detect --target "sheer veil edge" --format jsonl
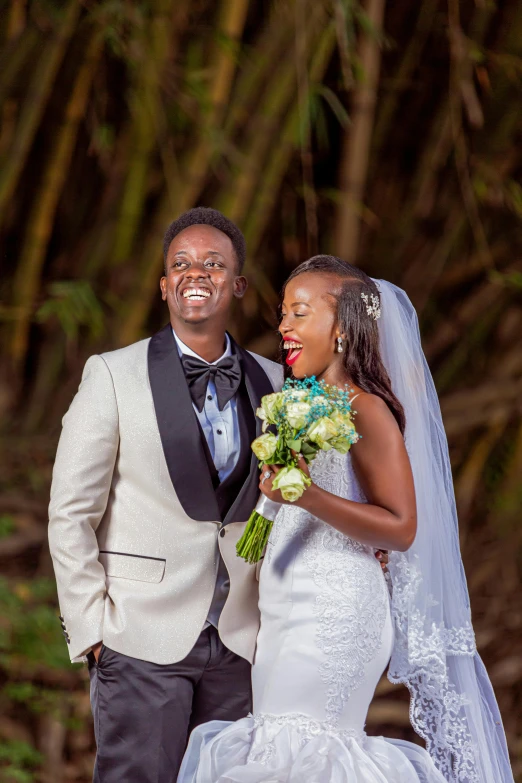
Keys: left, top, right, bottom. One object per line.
{"left": 374, "top": 280, "right": 513, "bottom": 783}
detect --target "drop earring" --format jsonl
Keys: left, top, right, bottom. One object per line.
{"left": 336, "top": 337, "right": 343, "bottom": 353}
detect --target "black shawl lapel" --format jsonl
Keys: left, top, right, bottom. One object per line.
{"left": 223, "top": 336, "right": 276, "bottom": 525}
{"left": 148, "top": 324, "right": 220, "bottom": 521}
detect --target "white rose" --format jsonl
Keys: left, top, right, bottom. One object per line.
{"left": 285, "top": 401, "right": 311, "bottom": 430}
{"left": 260, "top": 392, "right": 284, "bottom": 423}
{"left": 272, "top": 466, "right": 311, "bottom": 502}
{"left": 251, "top": 433, "right": 278, "bottom": 462}
{"left": 307, "top": 416, "right": 338, "bottom": 449}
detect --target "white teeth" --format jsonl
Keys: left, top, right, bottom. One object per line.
{"left": 283, "top": 341, "right": 303, "bottom": 350}
{"left": 183, "top": 288, "right": 211, "bottom": 300}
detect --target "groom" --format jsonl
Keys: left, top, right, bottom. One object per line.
{"left": 48, "top": 207, "right": 283, "bottom": 782}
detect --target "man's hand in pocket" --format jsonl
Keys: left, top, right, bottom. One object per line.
{"left": 92, "top": 641, "right": 103, "bottom": 662}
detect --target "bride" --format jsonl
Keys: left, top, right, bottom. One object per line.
{"left": 178, "top": 256, "right": 513, "bottom": 783}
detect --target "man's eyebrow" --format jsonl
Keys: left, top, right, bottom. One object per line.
{"left": 173, "top": 250, "right": 224, "bottom": 258}
{"left": 290, "top": 301, "right": 312, "bottom": 307}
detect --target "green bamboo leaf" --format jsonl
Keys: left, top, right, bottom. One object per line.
{"left": 315, "top": 84, "right": 351, "bottom": 128}
{"left": 36, "top": 281, "right": 105, "bottom": 340}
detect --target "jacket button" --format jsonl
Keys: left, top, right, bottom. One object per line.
{"left": 219, "top": 528, "right": 226, "bottom": 537}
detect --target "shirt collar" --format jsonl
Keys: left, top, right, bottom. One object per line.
{"left": 172, "top": 328, "right": 232, "bottom": 365}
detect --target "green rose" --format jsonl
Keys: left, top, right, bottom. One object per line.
{"left": 340, "top": 414, "right": 357, "bottom": 438}
{"left": 307, "top": 416, "right": 338, "bottom": 450}
{"left": 272, "top": 466, "right": 311, "bottom": 502}
{"left": 251, "top": 433, "right": 278, "bottom": 462}
{"left": 330, "top": 436, "right": 352, "bottom": 454}
{"left": 330, "top": 410, "right": 358, "bottom": 441}
{"left": 285, "top": 401, "right": 311, "bottom": 430}
{"left": 259, "top": 392, "right": 284, "bottom": 424}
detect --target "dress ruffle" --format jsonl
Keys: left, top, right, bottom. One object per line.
{"left": 177, "top": 714, "right": 447, "bottom": 783}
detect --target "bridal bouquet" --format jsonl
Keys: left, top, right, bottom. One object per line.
{"left": 236, "top": 377, "right": 360, "bottom": 563}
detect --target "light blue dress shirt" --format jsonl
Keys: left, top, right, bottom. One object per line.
{"left": 172, "top": 329, "right": 240, "bottom": 630}
{"left": 172, "top": 331, "right": 240, "bottom": 482}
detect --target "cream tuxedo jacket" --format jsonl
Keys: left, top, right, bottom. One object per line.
{"left": 48, "top": 325, "right": 283, "bottom": 665}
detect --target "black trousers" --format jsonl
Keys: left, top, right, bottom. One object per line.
{"left": 88, "top": 625, "right": 252, "bottom": 782}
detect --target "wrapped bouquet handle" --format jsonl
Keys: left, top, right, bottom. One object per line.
{"left": 236, "top": 495, "right": 281, "bottom": 564}
{"left": 236, "top": 377, "right": 359, "bottom": 564}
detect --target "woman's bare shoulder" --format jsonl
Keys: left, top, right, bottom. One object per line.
{"left": 350, "top": 392, "right": 401, "bottom": 439}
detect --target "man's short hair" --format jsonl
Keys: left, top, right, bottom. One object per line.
{"left": 163, "top": 207, "right": 246, "bottom": 273}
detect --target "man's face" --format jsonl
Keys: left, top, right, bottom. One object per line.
{"left": 160, "top": 224, "right": 247, "bottom": 327}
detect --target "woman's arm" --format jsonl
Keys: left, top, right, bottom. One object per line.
{"left": 260, "top": 393, "right": 417, "bottom": 552}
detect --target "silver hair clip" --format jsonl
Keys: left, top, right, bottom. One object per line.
{"left": 360, "top": 292, "right": 381, "bottom": 320}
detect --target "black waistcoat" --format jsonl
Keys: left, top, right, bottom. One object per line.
{"left": 195, "top": 378, "right": 256, "bottom": 521}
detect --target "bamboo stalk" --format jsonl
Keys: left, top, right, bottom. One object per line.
{"left": 116, "top": 0, "right": 253, "bottom": 346}
{"left": 295, "top": 0, "right": 318, "bottom": 255}
{"left": 372, "top": 0, "right": 438, "bottom": 156}
{"left": 335, "top": 0, "right": 386, "bottom": 262}
{"left": 112, "top": 0, "right": 175, "bottom": 266}
{"left": 244, "top": 22, "right": 337, "bottom": 262}
{"left": 488, "top": 422, "right": 522, "bottom": 535}
{"left": 10, "top": 33, "right": 103, "bottom": 367}
{"left": 219, "top": 1, "right": 327, "bottom": 225}
{"left": 217, "top": 53, "right": 297, "bottom": 223}
{"left": 222, "top": 5, "right": 294, "bottom": 143}
{"left": 210, "top": 0, "right": 251, "bottom": 126}
{"left": 176, "top": 0, "right": 251, "bottom": 214}
{"left": 447, "top": 0, "right": 493, "bottom": 269}
{"left": 7, "top": 0, "right": 27, "bottom": 40}
{"left": 455, "top": 416, "right": 508, "bottom": 537}
{"left": 0, "top": 0, "right": 80, "bottom": 220}
{"left": 237, "top": 22, "right": 336, "bottom": 322}
{"left": 424, "top": 262, "right": 519, "bottom": 362}
{"left": 83, "top": 124, "right": 133, "bottom": 277}
{"left": 0, "top": 25, "right": 38, "bottom": 106}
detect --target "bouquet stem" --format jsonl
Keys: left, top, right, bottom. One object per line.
{"left": 236, "top": 496, "right": 281, "bottom": 564}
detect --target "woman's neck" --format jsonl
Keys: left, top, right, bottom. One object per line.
{"left": 318, "top": 363, "right": 351, "bottom": 388}
{"left": 318, "top": 365, "right": 364, "bottom": 397}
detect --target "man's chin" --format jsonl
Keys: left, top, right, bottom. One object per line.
{"left": 173, "top": 306, "right": 214, "bottom": 326}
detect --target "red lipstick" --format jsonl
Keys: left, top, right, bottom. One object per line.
{"left": 285, "top": 348, "right": 303, "bottom": 366}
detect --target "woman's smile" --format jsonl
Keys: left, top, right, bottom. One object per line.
{"left": 283, "top": 337, "right": 303, "bottom": 366}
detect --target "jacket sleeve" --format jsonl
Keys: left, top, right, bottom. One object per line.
{"left": 48, "top": 355, "right": 119, "bottom": 662}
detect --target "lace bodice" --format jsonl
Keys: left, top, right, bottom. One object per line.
{"left": 262, "top": 448, "right": 390, "bottom": 731}
{"left": 267, "top": 448, "right": 368, "bottom": 561}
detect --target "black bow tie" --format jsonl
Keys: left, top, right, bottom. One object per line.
{"left": 181, "top": 353, "right": 242, "bottom": 412}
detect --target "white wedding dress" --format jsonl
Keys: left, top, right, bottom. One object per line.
{"left": 178, "top": 449, "right": 446, "bottom": 783}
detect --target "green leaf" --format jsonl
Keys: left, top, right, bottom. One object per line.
{"left": 0, "top": 515, "right": 15, "bottom": 538}
{"left": 36, "top": 281, "right": 104, "bottom": 341}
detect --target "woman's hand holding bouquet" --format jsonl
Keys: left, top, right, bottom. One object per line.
{"left": 236, "top": 377, "right": 359, "bottom": 563}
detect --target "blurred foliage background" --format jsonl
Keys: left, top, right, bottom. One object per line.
{"left": 0, "top": 0, "right": 521, "bottom": 780}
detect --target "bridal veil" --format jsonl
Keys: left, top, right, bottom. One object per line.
{"left": 374, "top": 280, "right": 513, "bottom": 783}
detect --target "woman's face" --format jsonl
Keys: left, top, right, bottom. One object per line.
{"left": 279, "top": 272, "right": 344, "bottom": 381}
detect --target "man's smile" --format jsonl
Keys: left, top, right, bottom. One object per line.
{"left": 177, "top": 283, "right": 214, "bottom": 306}
{"left": 182, "top": 288, "right": 211, "bottom": 301}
